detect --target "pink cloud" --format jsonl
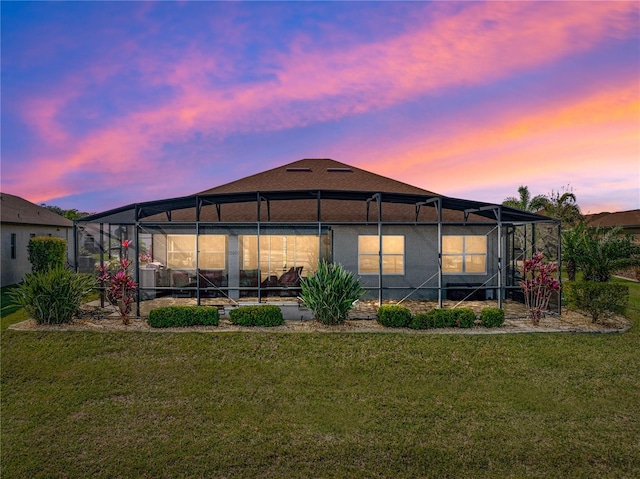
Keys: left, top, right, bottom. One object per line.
{"left": 352, "top": 76, "right": 639, "bottom": 211}
{"left": 41, "top": 0, "right": 637, "bottom": 141}
{"left": 6, "top": 1, "right": 639, "bottom": 208}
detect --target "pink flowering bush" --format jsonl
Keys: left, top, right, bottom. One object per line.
{"left": 98, "top": 239, "right": 137, "bottom": 324}
{"left": 519, "top": 252, "right": 561, "bottom": 325}
{"left": 139, "top": 247, "right": 153, "bottom": 264}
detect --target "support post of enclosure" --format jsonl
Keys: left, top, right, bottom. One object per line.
{"left": 437, "top": 199, "right": 443, "bottom": 308}
{"left": 196, "top": 220, "right": 201, "bottom": 306}
{"left": 497, "top": 208, "right": 504, "bottom": 309}
{"left": 135, "top": 214, "right": 141, "bottom": 317}
{"left": 377, "top": 193, "right": 383, "bottom": 307}
{"left": 99, "top": 223, "right": 105, "bottom": 309}
{"left": 257, "top": 193, "right": 262, "bottom": 303}
{"left": 317, "top": 191, "right": 322, "bottom": 265}
{"left": 557, "top": 221, "right": 562, "bottom": 316}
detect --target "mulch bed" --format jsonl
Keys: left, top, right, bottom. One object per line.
{"left": 8, "top": 301, "right": 631, "bottom": 334}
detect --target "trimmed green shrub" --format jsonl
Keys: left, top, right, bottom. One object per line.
{"left": 228, "top": 305, "right": 284, "bottom": 327}
{"left": 480, "top": 307, "right": 504, "bottom": 328}
{"left": 452, "top": 307, "right": 477, "bottom": 328}
{"left": 410, "top": 311, "right": 434, "bottom": 329}
{"left": 299, "top": 260, "right": 364, "bottom": 324}
{"left": 8, "top": 267, "right": 96, "bottom": 324}
{"left": 376, "top": 305, "right": 412, "bottom": 328}
{"left": 27, "top": 237, "right": 66, "bottom": 273}
{"left": 564, "top": 281, "right": 629, "bottom": 322}
{"left": 410, "top": 309, "right": 455, "bottom": 329}
{"left": 148, "top": 306, "right": 219, "bottom": 328}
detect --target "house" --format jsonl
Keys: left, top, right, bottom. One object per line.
{"left": 75, "top": 159, "right": 558, "bottom": 311}
{"left": 585, "top": 210, "right": 640, "bottom": 240}
{"left": 1, "top": 193, "right": 74, "bottom": 287}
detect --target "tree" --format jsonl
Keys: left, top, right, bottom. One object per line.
{"left": 561, "top": 222, "right": 586, "bottom": 281}
{"left": 41, "top": 204, "right": 92, "bottom": 220}
{"left": 563, "top": 223, "right": 640, "bottom": 282}
{"left": 578, "top": 226, "right": 640, "bottom": 282}
{"left": 503, "top": 186, "right": 555, "bottom": 260}
{"left": 537, "top": 186, "right": 583, "bottom": 228}
{"left": 502, "top": 185, "right": 548, "bottom": 212}
{"left": 503, "top": 185, "right": 583, "bottom": 228}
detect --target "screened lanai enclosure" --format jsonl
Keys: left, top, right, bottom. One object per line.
{"left": 75, "top": 183, "right": 560, "bottom": 317}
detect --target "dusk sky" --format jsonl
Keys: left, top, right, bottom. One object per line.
{"left": 2, "top": 1, "right": 639, "bottom": 215}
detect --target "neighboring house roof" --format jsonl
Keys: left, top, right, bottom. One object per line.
{"left": 1, "top": 193, "right": 73, "bottom": 228}
{"left": 199, "top": 158, "right": 438, "bottom": 196}
{"left": 584, "top": 209, "right": 640, "bottom": 229}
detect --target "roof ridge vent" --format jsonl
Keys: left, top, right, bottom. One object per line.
{"left": 327, "top": 167, "right": 353, "bottom": 173}
{"left": 286, "top": 167, "right": 312, "bottom": 172}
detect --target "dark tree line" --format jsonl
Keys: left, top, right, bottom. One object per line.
{"left": 40, "top": 204, "right": 93, "bottom": 221}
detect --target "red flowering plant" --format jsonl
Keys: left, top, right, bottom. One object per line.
{"left": 519, "top": 252, "right": 561, "bottom": 325}
{"left": 98, "top": 239, "right": 137, "bottom": 324}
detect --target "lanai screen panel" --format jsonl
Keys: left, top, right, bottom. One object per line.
{"left": 239, "top": 227, "right": 329, "bottom": 282}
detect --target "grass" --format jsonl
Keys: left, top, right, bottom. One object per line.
{"left": 1, "top": 281, "right": 639, "bottom": 478}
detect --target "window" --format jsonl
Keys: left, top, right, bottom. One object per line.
{"left": 358, "top": 235, "right": 404, "bottom": 275}
{"left": 199, "top": 235, "right": 226, "bottom": 270}
{"left": 10, "top": 234, "right": 16, "bottom": 259}
{"left": 442, "top": 235, "right": 487, "bottom": 274}
{"left": 167, "top": 235, "right": 226, "bottom": 269}
{"left": 167, "top": 235, "right": 195, "bottom": 269}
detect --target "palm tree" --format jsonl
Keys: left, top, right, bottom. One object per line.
{"left": 537, "top": 186, "right": 583, "bottom": 228}
{"left": 502, "top": 185, "right": 548, "bottom": 212}
{"left": 503, "top": 186, "right": 552, "bottom": 259}
{"left": 579, "top": 226, "right": 640, "bottom": 282}
{"left": 561, "top": 222, "right": 586, "bottom": 281}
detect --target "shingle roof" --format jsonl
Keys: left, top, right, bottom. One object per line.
{"left": 585, "top": 210, "right": 640, "bottom": 229}
{"left": 79, "top": 159, "right": 553, "bottom": 225}
{"left": 0, "top": 193, "right": 73, "bottom": 227}
{"left": 198, "top": 158, "right": 438, "bottom": 196}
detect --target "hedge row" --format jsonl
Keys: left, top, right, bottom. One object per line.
{"left": 229, "top": 304, "right": 284, "bottom": 327}
{"left": 148, "top": 306, "right": 220, "bottom": 328}
{"left": 376, "top": 304, "right": 504, "bottom": 329}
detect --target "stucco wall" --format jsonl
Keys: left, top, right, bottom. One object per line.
{"left": 1, "top": 224, "right": 74, "bottom": 287}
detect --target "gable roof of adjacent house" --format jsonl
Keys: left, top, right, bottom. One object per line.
{"left": 0, "top": 193, "right": 73, "bottom": 228}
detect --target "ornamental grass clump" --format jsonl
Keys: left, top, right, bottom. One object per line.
{"left": 519, "top": 252, "right": 561, "bottom": 325}
{"left": 8, "top": 267, "right": 96, "bottom": 325}
{"left": 299, "top": 260, "right": 364, "bottom": 325}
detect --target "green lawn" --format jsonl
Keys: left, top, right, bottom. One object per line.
{"left": 2, "top": 282, "right": 639, "bottom": 478}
